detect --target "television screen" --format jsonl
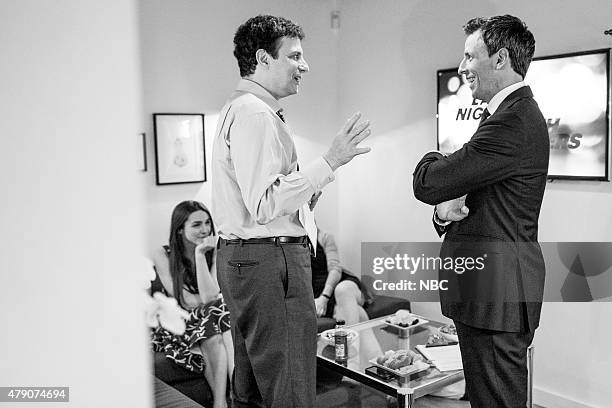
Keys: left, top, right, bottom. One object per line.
{"left": 437, "top": 48, "right": 610, "bottom": 180}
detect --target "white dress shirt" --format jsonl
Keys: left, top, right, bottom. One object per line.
{"left": 485, "top": 81, "right": 525, "bottom": 115}
{"left": 211, "top": 79, "right": 335, "bottom": 239}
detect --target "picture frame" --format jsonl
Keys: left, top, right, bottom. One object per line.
{"left": 153, "top": 113, "right": 206, "bottom": 185}
{"left": 138, "top": 132, "right": 147, "bottom": 172}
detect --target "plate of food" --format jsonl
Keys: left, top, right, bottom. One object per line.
{"left": 384, "top": 310, "right": 428, "bottom": 330}
{"left": 437, "top": 324, "right": 458, "bottom": 342}
{"left": 319, "top": 328, "right": 359, "bottom": 345}
{"left": 369, "top": 349, "right": 430, "bottom": 377}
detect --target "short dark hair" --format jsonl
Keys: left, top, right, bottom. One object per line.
{"left": 463, "top": 15, "right": 535, "bottom": 78}
{"left": 233, "top": 15, "right": 305, "bottom": 77}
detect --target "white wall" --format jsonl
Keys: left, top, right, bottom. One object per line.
{"left": 0, "top": 1, "right": 150, "bottom": 407}
{"left": 139, "top": 0, "right": 341, "bottom": 254}
{"left": 334, "top": 1, "right": 612, "bottom": 407}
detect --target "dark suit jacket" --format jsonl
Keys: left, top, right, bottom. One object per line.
{"left": 413, "top": 86, "right": 549, "bottom": 333}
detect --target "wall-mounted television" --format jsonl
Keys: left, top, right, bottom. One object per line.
{"left": 437, "top": 48, "right": 610, "bottom": 181}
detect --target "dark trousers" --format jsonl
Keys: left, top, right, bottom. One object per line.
{"left": 217, "top": 241, "right": 317, "bottom": 408}
{"left": 455, "top": 321, "right": 535, "bottom": 408}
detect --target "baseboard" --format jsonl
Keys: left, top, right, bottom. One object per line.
{"left": 534, "top": 386, "right": 600, "bottom": 408}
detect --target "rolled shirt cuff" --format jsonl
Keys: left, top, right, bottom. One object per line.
{"left": 433, "top": 208, "right": 452, "bottom": 226}
{"left": 300, "top": 156, "right": 335, "bottom": 192}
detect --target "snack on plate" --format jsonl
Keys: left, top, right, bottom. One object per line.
{"left": 385, "top": 309, "right": 420, "bottom": 327}
{"left": 376, "top": 349, "right": 423, "bottom": 370}
{"left": 439, "top": 324, "right": 457, "bottom": 336}
{"left": 437, "top": 324, "right": 458, "bottom": 342}
{"left": 426, "top": 334, "right": 450, "bottom": 347}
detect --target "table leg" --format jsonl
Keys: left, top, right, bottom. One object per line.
{"left": 397, "top": 392, "right": 414, "bottom": 408}
{"left": 527, "top": 345, "right": 534, "bottom": 408}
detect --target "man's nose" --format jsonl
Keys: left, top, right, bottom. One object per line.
{"left": 458, "top": 59, "right": 466, "bottom": 75}
{"left": 299, "top": 59, "right": 309, "bottom": 73}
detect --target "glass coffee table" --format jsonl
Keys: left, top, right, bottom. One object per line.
{"left": 316, "top": 315, "right": 464, "bottom": 408}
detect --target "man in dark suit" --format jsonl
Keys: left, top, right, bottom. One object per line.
{"left": 413, "top": 15, "right": 549, "bottom": 408}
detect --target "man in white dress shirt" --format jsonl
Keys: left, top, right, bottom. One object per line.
{"left": 211, "top": 15, "right": 371, "bottom": 408}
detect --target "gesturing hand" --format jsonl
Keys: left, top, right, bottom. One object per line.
{"left": 436, "top": 196, "right": 469, "bottom": 222}
{"left": 323, "top": 112, "right": 372, "bottom": 171}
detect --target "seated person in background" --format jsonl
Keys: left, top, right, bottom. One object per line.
{"left": 151, "top": 200, "right": 234, "bottom": 408}
{"left": 312, "top": 229, "right": 373, "bottom": 325}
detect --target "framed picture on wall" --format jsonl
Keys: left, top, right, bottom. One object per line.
{"left": 138, "top": 132, "right": 147, "bottom": 172}
{"left": 153, "top": 113, "right": 206, "bottom": 185}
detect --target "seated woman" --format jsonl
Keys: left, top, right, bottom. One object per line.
{"left": 311, "top": 229, "right": 372, "bottom": 325}
{"left": 151, "top": 200, "right": 233, "bottom": 408}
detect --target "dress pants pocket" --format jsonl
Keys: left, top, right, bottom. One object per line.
{"left": 227, "top": 260, "right": 259, "bottom": 267}
{"left": 227, "top": 260, "right": 260, "bottom": 277}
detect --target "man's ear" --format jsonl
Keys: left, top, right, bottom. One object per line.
{"left": 496, "top": 48, "right": 510, "bottom": 70}
{"left": 255, "top": 49, "right": 269, "bottom": 69}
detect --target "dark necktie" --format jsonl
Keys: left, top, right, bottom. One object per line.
{"left": 479, "top": 108, "right": 491, "bottom": 125}
{"left": 276, "top": 109, "right": 286, "bottom": 123}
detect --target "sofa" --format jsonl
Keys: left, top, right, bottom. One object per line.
{"left": 150, "top": 273, "right": 410, "bottom": 405}
{"left": 153, "top": 352, "right": 212, "bottom": 407}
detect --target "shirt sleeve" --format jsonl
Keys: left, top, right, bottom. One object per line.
{"left": 230, "top": 110, "right": 335, "bottom": 225}
{"left": 318, "top": 230, "right": 341, "bottom": 273}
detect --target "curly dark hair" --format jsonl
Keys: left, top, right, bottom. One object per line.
{"left": 463, "top": 15, "right": 535, "bottom": 78}
{"left": 233, "top": 15, "right": 305, "bottom": 77}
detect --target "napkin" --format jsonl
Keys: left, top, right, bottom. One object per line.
{"left": 416, "top": 344, "right": 463, "bottom": 372}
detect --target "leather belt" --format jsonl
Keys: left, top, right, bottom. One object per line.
{"left": 219, "top": 236, "right": 308, "bottom": 246}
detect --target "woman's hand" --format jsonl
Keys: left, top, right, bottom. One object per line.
{"left": 195, "top": 235, "right": 218, "bottom": 258}
{"left": 314, "top": 296, "right": 329, "bottom": 317}
{"left": 194, "top": 235, "right": 221, "bottom": 303}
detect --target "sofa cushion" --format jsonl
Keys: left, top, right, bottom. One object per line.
{"left": 317, "top": 317, "right": 336, "bottom": 333}
{"left": 153, "top": 352, "right": 205, "bottom": 384}
{"left": 366, "top": 295, "right": 411, "bottom": 319}
{"left": 153, "top": 352, "right": 212, "bottom": 406}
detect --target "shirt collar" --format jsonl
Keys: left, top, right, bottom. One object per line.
{"left": 235, "top": 78, "right": 282, "bottom": 113}
{"left": 486, "top": 81, "right": 525, "bottom": 114}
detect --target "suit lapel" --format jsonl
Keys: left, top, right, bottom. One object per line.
{"left": 476, "top": 86, "right": 534, "bottom": 131}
